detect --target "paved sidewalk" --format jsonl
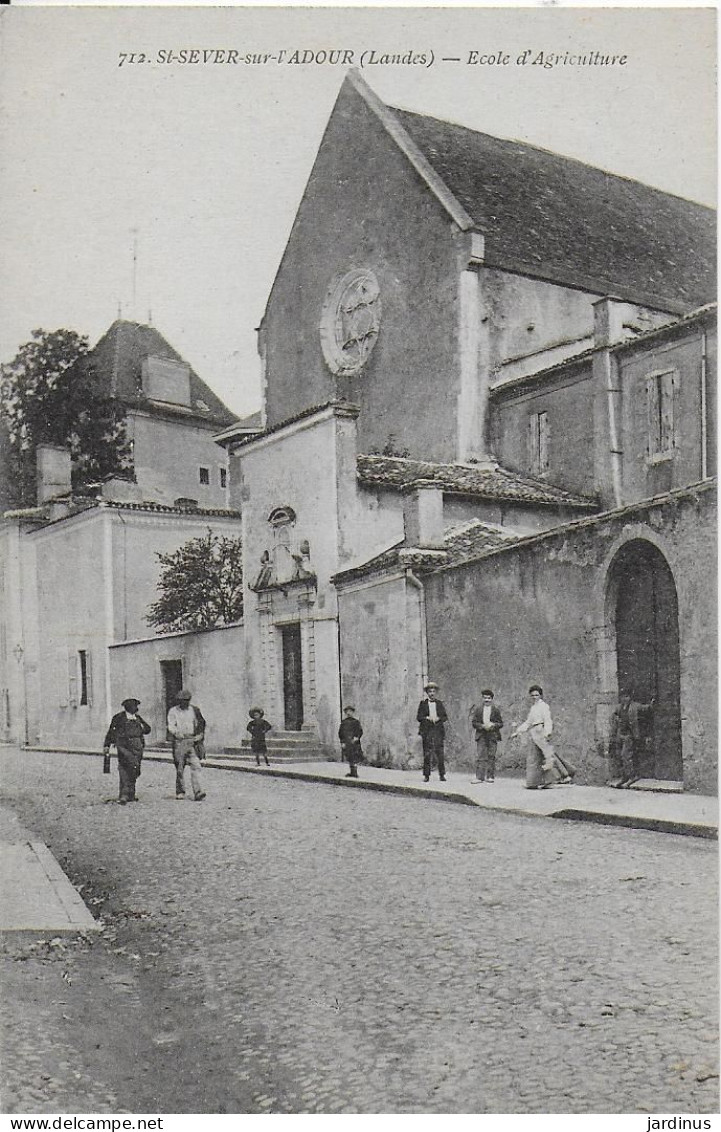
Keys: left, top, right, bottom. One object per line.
{"left": 25, "top": 744, "right": 719, "bottom": 838}
{"left": 0, "top": 802, "right": 99, "bottom": 932}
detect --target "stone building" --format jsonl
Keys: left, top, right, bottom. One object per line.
{"left": 0, "top": 321, "right": 241, "bottom": 749}
{"left": 218, "top": 72, "right": 716, "bottom": 791}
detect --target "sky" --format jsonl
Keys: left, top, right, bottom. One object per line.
{"left": 0, "top": 6, "right": 716, "bottom": 419}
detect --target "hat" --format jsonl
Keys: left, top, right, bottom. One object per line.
{"left": 122, "top": 697, "right": 141, "bottom": 710}
{"left": 343, "top": 705, "right": 356, "bottom": 713}
{"left": 176, "top": 689, "right": 192, "bottom": 702}
{"left": 249, "top": 706, "right": 264, "bottom": 717}
{"left": 424, "top": 682, "right": 439, "bottom": 692}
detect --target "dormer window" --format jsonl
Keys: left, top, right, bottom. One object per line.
{"left": 141, "top": 356, "right": 191, "bottom": 406}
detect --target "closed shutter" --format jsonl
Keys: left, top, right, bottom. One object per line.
{"left": 85, "top": 650, "right": 93, "bottom": 707}
{"left": 647, "top": 375, "right": 660, "bottom": 455}
{"left": 68, "top": 651, "right": 78, "bottom": 708}
{"left": 538, "top": 411, "right": 550, "bottom": 473}
{"left": 660, "top": 372, "right": 675, "bottom": 453}
{"left": 56, "top": 647, "right": 68, "bottom": 708}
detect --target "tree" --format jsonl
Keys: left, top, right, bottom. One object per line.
{"left": 147, "top": 530, "right": 244, "bottom": 633}
{"left": 0, "top": 328, "right": 131, "bottom": 507}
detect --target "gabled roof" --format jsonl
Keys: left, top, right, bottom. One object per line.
{"left": 357, "top": 454, "right": 598, "bottom": 510}
{"left": 332, "top": 518, "right": 520, "bottom": 585}
{"left": 86, "top": 321, "right": 236, "bottom": 427}
{"left": 342, "top": 72, "right": 715, "bottom": 313}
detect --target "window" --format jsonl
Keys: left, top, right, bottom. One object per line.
{"left": 220, "top": 467, "right": 227, "bottom": 489}
{"left": 647, "top": 370, "right": 675, "bottom": 460}
{"left": 199, "top": 467, "right": 210, "bottom": 486}
{"left": 78, "top": 650, "right": 89, "bottom": 706}
{"left": 528, "top": 410, "right": 550, "bottom": 476}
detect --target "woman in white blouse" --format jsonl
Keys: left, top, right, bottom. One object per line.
{"left": 510, "top": 685, "right": 575, "bottom": 789}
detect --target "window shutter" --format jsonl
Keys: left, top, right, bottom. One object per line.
{"left": 68, "top": 651, "right": 78, "bottom": 708}
{"left": 538, "top": 412, "right": 550, "bottom": 473}
{"left": 527, "top": 415, "right": 537, "bottom": 472}
{"left": 85, "top": 650, "right": 93, "bottom": 707}
{"left": 56, "top": 648, "right": 68, "bottom": 708}
{"left": 647, "top": 375, "right": 660, "bottom": 454}
{"left": 660, "top": 372, "right": 674, "bottom": 452}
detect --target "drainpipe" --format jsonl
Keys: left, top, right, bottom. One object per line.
{"left": 700, "top": 328, "right": 708, "bottom": 480}
{"left": 406, "top": 571, "right": 428, "bottom": 690}
{"left": 606, "top": 350, "right": 623, "bottom": 509}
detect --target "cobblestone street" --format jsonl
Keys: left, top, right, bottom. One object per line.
{"left": 1, "top": 748, "right": 718, "bottom": 1115}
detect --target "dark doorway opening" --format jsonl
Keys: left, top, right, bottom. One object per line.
{"left": 281, "top": 624, "right": 303, "bottom": 731}
{"left": 611, "top": 540, "right": 682, "bottom": 781}
{"left": 160, "top": 659, "right": 183, "bottom": 740}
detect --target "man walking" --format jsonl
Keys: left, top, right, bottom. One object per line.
{"left": 103, "top": 697, "right": 151, "bottom": 805}
{"left": 417, "top": 681, "right": 448, "bottom": 783}
{"left": 471, "top": 689, "right": 503, "bottom": 783}
{"left": 168, "top": 689, "right": 206, "bottom": 801}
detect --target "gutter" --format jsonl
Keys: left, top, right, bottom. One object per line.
{"left": 406, "top": 571, "right": 428, "bottom": 690}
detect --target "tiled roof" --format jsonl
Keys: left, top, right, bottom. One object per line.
{"left": 86, "top": 321, "right": 236, "bottom": 427}
{"left": 392, "top": 107, "right": 716, "bottom": 311}
{"left": 333, "top": 519, "right": 520, "bottom": 585}
{"left": 102, "top": 500, "right": 241, "bottom": 518}
{"left": 219, "top": 400, "right": 360, "bottom": 448}
{"left": 357, "top": 454, "right": 597, "bottom": 510}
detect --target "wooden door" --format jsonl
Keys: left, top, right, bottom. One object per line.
{"left": 281, "top": 624, "right": 303, "bottom": 731}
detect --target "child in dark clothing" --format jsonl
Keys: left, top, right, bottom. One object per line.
{"left": 247, "top": 707, "right": 272, "bottom": 765}
{"left": 338, "top": 706, "right": 363, "bottom": 778}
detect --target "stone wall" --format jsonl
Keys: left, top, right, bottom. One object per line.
{"left": 108, "top": 623, "right": 248, "bottom": 750}
{"left": 423, "top": 484, "right": 717, "bottom": 792}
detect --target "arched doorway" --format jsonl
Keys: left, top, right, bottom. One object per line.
{"left": 607, "top": 539, "right": 682, "bottom": 782}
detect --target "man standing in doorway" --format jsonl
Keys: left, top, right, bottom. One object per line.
{"left": 168, "top": 689, "right": 207, "bottom": 801}
{"left": 417, "top": 682, "right": 448, "bottom": 783}
{"left": 607, "top": 693, "right": 655, "bottom": 787}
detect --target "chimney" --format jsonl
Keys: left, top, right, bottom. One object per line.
{"left": 36, "top": 445, "right": 72, "bottom": 504}
{"left": 402, "top": 481, "right": 445, "bottom": 548}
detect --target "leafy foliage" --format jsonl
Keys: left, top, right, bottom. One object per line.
{"left": 0, "top": 328, "right": 131, "bottom": 507}
{"left": 147, "top": 530, "right": 244, "bottom": 633}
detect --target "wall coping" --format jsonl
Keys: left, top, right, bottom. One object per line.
{"left": 109, "top": 620, "right": 244, "bottom": 649}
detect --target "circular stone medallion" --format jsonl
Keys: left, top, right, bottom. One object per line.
{"left": 320, "top": 268, "right": 381, "bottom": 376}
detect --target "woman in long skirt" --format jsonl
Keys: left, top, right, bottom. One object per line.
{"left": 510, "top": 685, "right": 575, "bottom": 789}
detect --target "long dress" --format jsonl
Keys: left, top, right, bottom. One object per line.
{"left": 515, "top": 700, "right": 574, "bottom": 789}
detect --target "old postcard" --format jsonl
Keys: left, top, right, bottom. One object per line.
{"left": 0, "top": 5, "right": 717, "bottom": 1123}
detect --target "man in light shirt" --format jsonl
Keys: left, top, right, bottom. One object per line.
{"left": 416, "top": 681, "right": 449, "bottom": 783}
{"left": 167, "top": 689, "right": 206, "bottom": 801}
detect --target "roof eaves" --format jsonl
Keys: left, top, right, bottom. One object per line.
{"left": 429, "top": 478, "right": 716, "bottom": 576}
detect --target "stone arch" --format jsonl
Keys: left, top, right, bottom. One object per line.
{"left": 598, "top": 534, "right": 682, "bottom": 782}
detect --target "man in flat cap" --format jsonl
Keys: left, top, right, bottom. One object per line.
{"left": 417, "top": 682, "right": 449, "bottom": 783}
{"left": 103, "top": 697, "right": 151, "bottom": 805}
{"left": 167, "top": 689, "right": 207, "bottom": 801}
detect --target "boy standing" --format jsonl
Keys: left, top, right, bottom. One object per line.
{"left": 247, "top": 708, "right": 272, "bottom": 766}
{"left": 338, "top": 706, "right": 363, "bottom": 778}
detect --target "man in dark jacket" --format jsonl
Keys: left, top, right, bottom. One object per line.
{"left": 417, "top": 682, "right": 448, "bottom": 783}
{"left": 103, "top": 697, "right": 151, "bottom": 804}
{"left": 471, "top": 689, "right": 504, "bottom": 783}
{"left": 338, "top": 706, "right": 363, "bottom": 778}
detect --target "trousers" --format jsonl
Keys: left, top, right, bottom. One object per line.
{"left": 475, "top": 733, "right": 498, "bottom": 780}
{"left": 422, "top": 731, "right": 445, "bottom": 779}
{"left": 173, "top": 737, "right": 204, "bottom": 797}
{"left": 117, "top": 747, "right": 142, "bottom": 801}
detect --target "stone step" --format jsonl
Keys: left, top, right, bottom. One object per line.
{"left": 238, "top": 733, "right": 320, "bottom": 749}
{"left": 210, "top": 749, "right": 326, "bottom": 764}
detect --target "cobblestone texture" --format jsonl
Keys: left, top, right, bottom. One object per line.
{"left": 0, "top": 749, "right": 718, "bottom": 1114}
